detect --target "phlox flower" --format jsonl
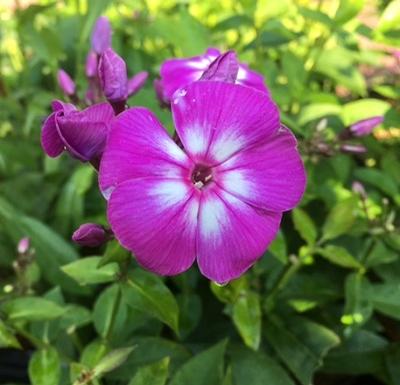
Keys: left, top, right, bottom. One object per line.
{"left": 100, "top": 81, "right": 306, "bottom": 283}
{"left": 41, "top": 101, "right": 114, "bottom": 163}
{"left": 156, "top": 48, "right": 269, "bottom": 105}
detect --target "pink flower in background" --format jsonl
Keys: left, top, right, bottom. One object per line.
{"left": 156, "top": 47, "right": 269, "bottom": 105}
{"left": 41, "top": 101, "right": 114, "bottom": 162}
{"left": 57, "top": 69, "right": 76, "bottom": 96}
{"left": 350, "top": 116, "right": 384, "bottom": 137}
{"left": 100, "top": 81, "right": 305, "bottom": 283}
{"left": 91, "top": 16, "right": 112, "bottom": 55}
{"left": 17, "top": 237, "right": 30, "bottom": 254}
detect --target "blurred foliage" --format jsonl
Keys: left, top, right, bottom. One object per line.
{"left": 0, "top": 0, "right": 399, "bottom": 384}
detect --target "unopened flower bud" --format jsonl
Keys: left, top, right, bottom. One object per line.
{"left": 57, "top": 69, "right": 75, "bottom": 96}
{"left": 127, "top": 71, "right": 148, "bottom": 97}
{"left": 86, "top": 51, "right": 98, "bottom": 78}
{"left": 352, "top": 181, "right": 367, "bottom": 199}
{"left": 98, "top": 48, "right": 128, "bottom": 113}
{"left": 72, "top": 223, "right": 111, "bottom": 247}
{"left": 17, "top": 237, "right": 30, "bottom": 254}
{"left": 91, "top": 16, "right": 111, "bottom": 55}
{"left": 340, "top": 144, "right": 367, "bottom": 154}
{"left": 350, "top": 116, "right": 384, "bottom": 137}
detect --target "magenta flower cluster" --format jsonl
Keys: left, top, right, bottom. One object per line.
{"left": 41, "top": 17, "right": 308, "bottom": 283}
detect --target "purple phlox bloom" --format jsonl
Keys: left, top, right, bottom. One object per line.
{"left": 86, "top": 50, "right": 98, "bottom": 78}
{"left": 91, "top": 16, "right": 112, "bottom": 55}
{"left": 41, "top": 100, "right": 114, "bottom": 162}
{"left": 99, "top": 81, "right": 306, "bottom": 284}
{"left": 57, "top": 69, "right": 75, "bottom": 96}
{"left": 156, "top": 47, "right": 269, "bottom": 105}
{"left": 350, "top": 116, "right": 384, "bottom": 137}
{"left": 200, "top": 51, "right": 239, "bottom": 83}
{"left": 17, "top": 237, "right": 30, "bottom": 254}
{"left": 98, "top": 48, "right": 147, "bottom": 113}
{"left": 72, "top": 223, "right": 111, "bottom": 247}
{"left": 340, "top": 144, "right": 367, "bottom": 154}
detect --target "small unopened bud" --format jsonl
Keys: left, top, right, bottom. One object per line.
{"left": 86, "top": 51, "right": 98, "bottom": 78}
{"left": 91, "top": 16, "right": 112, "bottom": 55}
{"left": 340, "top": 144, "right": 367, "bottom": 154}
{"left": 57, "top": 69, "right": 75, "bottom": 96}
{"left": 352, "top": 181, "right": 367, "bottom": 199}
{"left": 98, "top": 48, "right": 128, "bottom": 113}
{"left": 17, "top": 237, "right": 30, "bottom": 254}
{"left": 72, "top": 223, "right": 111, "bottom": 247}
{"left": 350, "top": 116, "right": 384, "bottom": 137}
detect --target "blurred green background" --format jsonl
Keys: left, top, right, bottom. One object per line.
{"left": 0, "top": 1, "right": 399, "bottom": 385}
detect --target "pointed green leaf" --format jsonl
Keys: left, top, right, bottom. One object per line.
{"left": 94, "top": 346, "right": 136, "bottom": 377}
{"left": 28, "top": 347, "right": 61, "bottom": 385}
{"left": 0, "top": 319, "right": 21, "bottom": 349}
{"left": 292, "top": 208, "right": 317, "bottom": 245}
{"left": 62, "top": 257, "right": 119, "bottom": 285}
{"left": 122, "top": 270, "right": 179, "bottom": 333}
{"left": 128, "top": 357, "right": 170, "bottom": 385}
{"left": 318, "top": 245, "right": 362, "bottom": 269}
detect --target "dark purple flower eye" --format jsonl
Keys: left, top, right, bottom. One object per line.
{"left": 99, "top": 81, "right": 306, "bottom": 283}
{"left": 72, "top": 223, "right": 111, "bottom": 247}
{"left": 57, "top": 69, "right": 75, "bottom": 96}
{"left": 91, "top": 16, "right": 112, "bottom": 55}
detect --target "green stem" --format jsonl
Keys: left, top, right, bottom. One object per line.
{"left": 104, "top": 285, "right": 122, "bottom": 340}
{"left": 265, "top": 256, "right": 302, "bottom": 309}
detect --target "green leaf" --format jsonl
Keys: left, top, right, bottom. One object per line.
{"left": 2, "top": 297, "right": 66, "bottom": 321}
{"left": 264, "top": 315, "right": 340, "bottom": 385}
{"left": 377, "top": 0, "right": 400, "bottom": 33}
{"left": 354, "top": 168, "right": 398, "bottom": 198}
{"left": 292, "top": 208, "right": 317, "bottom": 245}
{"left": 62, "top": 257, "right": 119, "bottom": 285}
{"left": 317, "top": 245, "right": 362, "bottom": 269}
{"left": 28, "top": 347, "right": 61, "bottom": 385}
{"left": 177, "top": 293, "right": 202, "bottom": 339}
{"left": 0, "top": 197, "right": 79, "bottom": 292}
{"left": 334, "top": 0, "right": 364, "bottom": 25}
{"left": 341, "top": 99, "right": 390, "bottom": 126}
{"left": 231, "top": 347, "right": 295, "bottom": 385}
{"left": 169, "top": 340, "right": 227, "bottom": 385}
{"left": 111, "top": 337, "right": 190, "bottom": 381}
{"left": 321, "top": 197, "right": 358, "bottom": 242}
{"left": 93, "top": 284, "right": 126, "bottom": 338}
{"left": 324, "top": 330, "right": 387, "bottom": 375}
{"left": 367, "top": 283, "right": 400, "bottom": 320}
{"left": 365, "top": 241, "right": 398, "bottom": 268}
{"left": 281, "top": 51, "right": 306, "bottom": 98}
{"left": 0, "top": 319, "right": 21, "bottom": 349}
{"left": 384, "top": 343, "right": 400, "bottom": 385}
{"left": 128, "top": 357, "right": 170, "bottom": 385}
{"left": 122, "top": 269, "right": 179, "bottom": 333}
{"left": 60, "top": 304, "right": 92, "bottom": 334}
{"left": 94, "top": 346, "right": 136, "bottom": 377}
{"left": 232, "top": 292, "right": 261, "bottom": 350}
{"left": 81, "top": 339, "right": 109, "bottom": 368}
{"left": 268, "top": 230, "right": 288, "bottom": 263}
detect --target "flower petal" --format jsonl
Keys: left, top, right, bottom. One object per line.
{"left": 216, "top": 126, "right": 306, "bottom": 212}
{"left": 159, "top": 48, "right": 220, "bottom": 102}
{"left": 99, "top": 107, "right": 193, "bottom": 198}
{"left": 108, "top": 177, "right": 199, "bottom": 275}
{"left": 57, "top": 102, "right": 114, "bottom": 162}
{"left": 172, "top": 81, "right": 279, "bottom": 165}
{"left": 41, "top": 113, "right": 64, "bottom": 157}
{"left": 237, "top": 64, "right": 269, "bottom": 94}
{"left": 197, "top": 185, "right": 282, "bottom": 284}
